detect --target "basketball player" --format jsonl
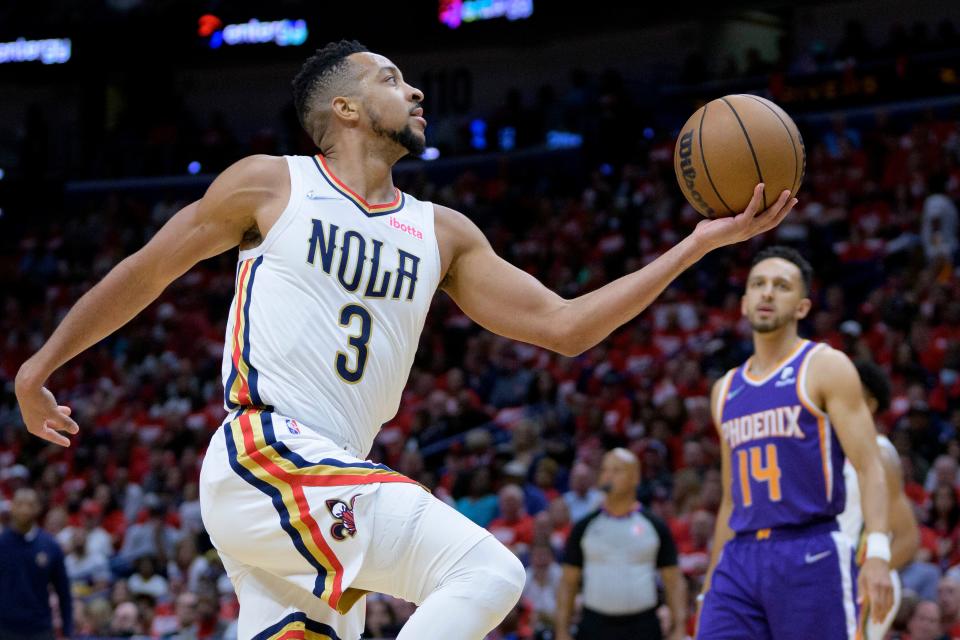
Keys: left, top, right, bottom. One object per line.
{"left": 15, "top": 40, "right": 796, "bottom": 640}
{"left": 696, "top": 246, "right": 894, "bottom": 640}
{"left": 837, "top": 360, "right": 919, "bottom": 639}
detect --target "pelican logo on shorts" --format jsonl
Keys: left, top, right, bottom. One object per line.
{"left": 326, "top": 496, "right": 359, "bottom": 540}
{"left": 285, "top": 418, "right": 301, "bottom": 435}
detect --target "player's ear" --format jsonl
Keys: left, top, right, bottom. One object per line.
{"left": 740, "top": 294, "right": 748, "bottom": 317}
{"left": 795, "top": 297, "right": 812, "bottom": 320}
{"left": 331, "top": 96, "right": 360, "bottom": 124}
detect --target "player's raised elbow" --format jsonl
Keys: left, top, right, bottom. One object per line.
{"left": 548, "top": 327, "right": 597, "bottom": 357}
{"left": 531, "top": 300, "right": 599, "bottom": 357}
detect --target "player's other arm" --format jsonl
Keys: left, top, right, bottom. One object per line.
{"left": 15, "top": 155, "right": 289, "bottom": 446}
{"left": 879, "top": 445, "right": 920, "bottom": 569}
{"left": 437, "top": 185, "right": 796, "bottom": 357}
{"left": 809, "top": 348, "right": 892, "bottom": 622}
{"left": 700, "top": 377, "right": 734, "bottom": 598}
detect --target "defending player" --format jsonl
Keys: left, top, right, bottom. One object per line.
{"left": 837, "top": 360, "right": 920, "bottom": 639}
{"left": 697, "top": 246, "right": 894, "bottom": 640}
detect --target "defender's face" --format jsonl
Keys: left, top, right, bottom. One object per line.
{"left": 741, "top": 258, "right": 811, "bottom": 333}
{"left": 351, "top": 52, "right": 426, "bottom": 154}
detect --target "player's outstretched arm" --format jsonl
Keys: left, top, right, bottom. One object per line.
{"left": 15, "top": 154, "right": 288, "bottom": 446}
{"left": 809, "top": 348, "right": 893, "bottom": 622}
{"left": 878, "top": 445, "right": 920, "bottom": 569}
{"left": 437, "top": 184, "right": 796, "bottom": 356}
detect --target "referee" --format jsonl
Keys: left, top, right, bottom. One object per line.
{"left": 555, "top": 449, "right": 686, "bottom": 640}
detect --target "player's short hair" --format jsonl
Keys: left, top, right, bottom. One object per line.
{"left": 292, "top": 39, "right": 369, "bottom": 145}
{"left": 854, "top": 360, "right": 891, "bottom": 413}
{"left": 750, "top": 245, "right": 813, "bottom": 295}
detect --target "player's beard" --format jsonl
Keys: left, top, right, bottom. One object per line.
{"left": 369, "top": 110, "right": 426, "bottom": 156}
{"left": 749, "top": 308, "right": 792, "bottom": 333}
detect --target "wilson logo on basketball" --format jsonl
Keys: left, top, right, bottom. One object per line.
{"left": 677, "top": 130, "right": 716, "bottom": 218}
{"left": 388, "top": 216, "right": 424, "bottom": 240}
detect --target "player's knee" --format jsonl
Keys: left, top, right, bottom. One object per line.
{"left": 493, "top": 544, "right": 526, "bottom": 601}
{"left": 467, "top": 539, "right": 525, "bottom": 614}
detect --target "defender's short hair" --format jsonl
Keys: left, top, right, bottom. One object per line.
{"left": 854, "top": 360, "right": 891, "bottom": 413}
{"left": 751, "top": 245, "right": 814, "bottom": 294}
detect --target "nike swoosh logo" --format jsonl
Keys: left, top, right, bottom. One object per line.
{"left": 804, "top": 550, "right": 832, "bottom": 564}
{"left": 727, "top": 386, "right": 744, "bottom": 400}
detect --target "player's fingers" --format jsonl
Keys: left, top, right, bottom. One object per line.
{"left": 759, "top": 190, "right": 791, "bottom": 218}
{"left": 48, "top": 414, "right": 79, "bottom": 434}
{"left": 742, "top": 183, "right": 765, "bottom": 217}
{"left": 870, "top": 584, "right": 892, "bottom": 623}
{"left": 38, "top": 423, "right": 71, "bottom": 447}
{"left": 57, "top": 405, "right": 72, "bottom": 416}
{"left": 761, "top": 198, "right": 798, "bottom": 231}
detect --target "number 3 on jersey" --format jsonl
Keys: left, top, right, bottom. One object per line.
{"left": 336, "top": 304, "right": 371, "bottom": 383}
{"left": 737, "top": 444, "right": 782, "bottom": 507}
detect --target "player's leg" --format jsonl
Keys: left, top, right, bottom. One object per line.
{"left": 863, "top": 569, "right": 901, "bottom": 640}
{"left": 760, "top": 530, "right": 859, "bottom": 640}
{"left": 200, "top": 417, "right": 372, "bottom": 639}
{"left": 350, "top": 482, "right": 526, "bottom": 639}
{"left": 696, "top": 538, "right": 772, "bottom": 640}
{"left": 202, "top": 412, "right": 522, "bottom": 639}
{"left": 218, "top": 550, "right": 365, "bottom": 640}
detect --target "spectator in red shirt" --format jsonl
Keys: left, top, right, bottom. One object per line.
{"left": 488, "top": 484, "right": 535, "bottom": 555}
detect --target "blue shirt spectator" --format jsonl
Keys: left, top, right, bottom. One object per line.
{"left": 0, "top": 489, "right": 73, "bottom": 640}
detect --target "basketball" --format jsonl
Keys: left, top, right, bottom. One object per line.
{"left": 674, "top": 94, "right": 805, "bottom": 218}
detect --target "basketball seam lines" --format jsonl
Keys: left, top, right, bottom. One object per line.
{"left": 720, "top": 97, "right": 766, "bottom": 210}
{"left": 741, "top": 94, "right": 799, "bottom": 196}
{"left": 698, "top": 104, "right": 735, "bottom": 217}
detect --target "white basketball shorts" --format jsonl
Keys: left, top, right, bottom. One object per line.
{"left": 199, "top": 408, "right": 490, "bottom": 639}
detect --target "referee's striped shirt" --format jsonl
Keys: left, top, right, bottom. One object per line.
{"left": 563, "top": 505, "right": 678, "bottom": 615}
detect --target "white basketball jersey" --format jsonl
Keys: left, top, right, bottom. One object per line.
{"left": 837, "top": 435, "right": 897, "bottom": 543}
{"left": 220, "top": 155, "right": 441, "bottom": 457}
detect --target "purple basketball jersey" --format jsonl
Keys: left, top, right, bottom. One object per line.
{"left": 717, "top": 340, "right": 846, "bottom": 533}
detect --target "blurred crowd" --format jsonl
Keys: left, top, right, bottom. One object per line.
{"left": 2, "top": 86, "right": 960, "bottom": 638}
{"left": 680, "top": 17, "right": 960, "bottom": 84}
{"left": 3, "top": 15, "right": 960, "bottom": 638}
